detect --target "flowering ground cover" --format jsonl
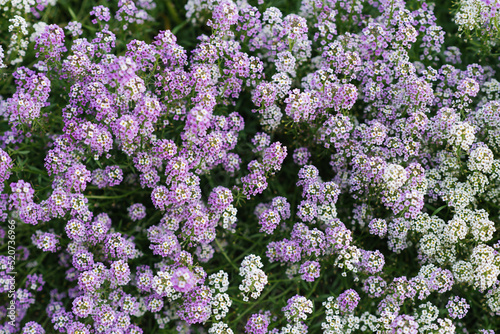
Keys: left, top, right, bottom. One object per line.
{"left": 1, "top": 0, "right": 500, "bottom": 333}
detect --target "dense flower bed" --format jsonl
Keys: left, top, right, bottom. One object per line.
{"left": 1, "top": 0, "right": 500, "bottom": 333}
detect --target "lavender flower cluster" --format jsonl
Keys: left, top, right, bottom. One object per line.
{"left": 1, "top": 0, "right": 500, "bottom": 333}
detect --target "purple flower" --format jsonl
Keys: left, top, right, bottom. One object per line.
{"left": 245, "top": 312, "right": 270, "bottom": 334}
{"left": 127, "top": 203, "right": 147, "bottom": 221}
{"left": 259, "top": 208, "right": 280, "bottom": 234}
{"left": 299, "top": 261, "right": 321, "bottom": 282}
{"left": 390, "top": 314, "right": 419, "bottom": 334}
{"left": 72, "top": 295, "right": 94, "bottom": 318}
{"left": 208, "top": 186, "right": 234, "bottom": 215}
{"left": 447, "top": 295, "right": 470, "bottom": 319}
{"left": 21, "top": 321, "right": 45, "bottom": 334}
{"left": 337, "top": 289, "right": 360, "bottom": 314}
{"left": 72, "top": 250, "right": 94, "bottom": 271}
{"left": 171, "top": 267, "right": 196, "bottom": 293}
{"left": 282, "top": 295, "right": 313, "bottom": 322}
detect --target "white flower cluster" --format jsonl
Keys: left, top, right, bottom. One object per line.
{"left": 185, "top": 0, "right": 216, "bottom": 24}
{"left": 7, "top": 15, "right": 30, "bottom": 65}
{"left": 443, "top": 216, "right": 468, "bottom": 244}
{"left": 220, "top": 204, "right": 237, "bottom": 232}
{"left": 279, "top": 322, "right": 309, "bottom": 334}
{"left": 452, "top": 260, "right": 474, "bottom": 284}
{"left": 418, "top": 318, "right": 456, "bottom": 333}
{"left": 211, "top": 293, "right": 232, "bottom": 321}
{"left": 441, "top": 179, "right": 476, "bottom": 210}
{"left": 382, "top": 164, "right": 408, "bottom": 192}
{"left": 334, "top": 245, "right": 361, "bottom": 276}
{"left": 480, "top": 79, "right": 500, "bottom": 105}
{"left": 239, "top": 254, "right": 267, "bottom": 302}
{"left": 260, "top": 104, "right": 283, "bottom": 131}
{"left": 415, "top": 302, "right": 439, "bottom": 325}
{"left": 448, "top": 121, "right": 475, "bottom": 151}
{"left": 428, "top": 144, "right": 500, "bottom": 214}
{"left": 412, "top": 206, "right": 498, "bottom": 274}
{"left": 454, "top": 0, "right": 494, "bottom": 32}
{"left": 321, "top": 297, "right": 361, "bottom": 334}
{"left": 411, "top": 191, "right": 500, "bottom": 292}
{"left": 470, "top": 244, "right": 500, "bottom": 291}
{"left": 459, "top": 209, "right": 495, "bottom": 242}
{"left": 208, "top": 322, "right": 234, "bottom": 334}
{"left": 486, "top": 285, "right": 500, "bottom": 315}
{"left": 208, "top": 270, "right": 229, "bottom": 293}
{"left": 0, "top": 46, "right": 6, "bottom": 69}
{"left": 468, "top": 144, "right": 494, "bottom": 173}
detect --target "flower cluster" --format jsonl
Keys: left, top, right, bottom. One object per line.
{"left": 1, "top": 0, "right": 500, "bottom": 332}
{"left": 239, "top": 255, "right": 267, "bottom": 302}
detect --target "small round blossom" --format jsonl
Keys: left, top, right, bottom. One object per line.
{"left": 65, "top": 21, "right": 83, "bottom": 37}
{"left": 72, "top": 295, "right": 94, "bottom": 318}
{"left": 282, "top": 295, "right": 313, "bottom": 323}
{"left": 25, "top": 273, "right": 45, "bottom": 292}
{"left": 127, "top": 203, "right": 147, "bottom": 221}
{"left": 209, "top": 322, "right": 234, "bottom": 334}
{"left": 258, "top": 208, "right": 281, "bottom": 234}
{"left": 208, "top": 270, "right": 230, "bottom": 293}
{"left": 152, "top": 270, "right": 176, "bottom": 298}
{"left": 275, "top": 51, "right": 296, "bottom": 76}
{"left": 239, "top": 255, "right": 267, "bottom": 302}
{"left": 32, "top": 231, "right": 59, "bottom": 252}
{"left": 293, "top": 147, "right": 311, "bottom": 166}
{"left": 239, "top": 268, "right": 267, "bottom": 302}
{"left": 337, "top": 289, "right": 360, "bottom": 314}
{"left": 110, "top": 260, "right": 131, "bottom": 286}
{"left": 72, "top": 250, "right": 95, "bottom": 271}
{"left": 262, "top": 142, "right": 287, "bottom": 174}
{"left": 177, "top": 285, "right": 212, "bottom": 324}
{"left": 299, "top": 261, "right": 321, "bottom": 282}
{"left": 78, "top": 270, "right": 103, "bottom": 294}
{"left": 448, "top": 121, "right": 475, "bottom": 151}
{"left": 105, "top": 165, "right": 124, "bottom": 187}
{"left": 415, "top": 302, "right": 439, "bottom": 325}
{"left": 0, "top": 149, "right": 13, "bottom": 182}
{"left": 447, "top": 296, "right": 470, "bottom": 319}
{"left": 271, "top": 196, "right": 291, "bottom": 220}
{"left": 452, "top": 260, "right": 474, "bottom": 284}
{"left": 241, "top": 170, "right": 268, "bottom": 199}
{"left": 383, "top": 164, "right": 408, "bottom": 192}
{"left": 468, "top": 143, "right": 494, "bottom": 173}
{"left": 245, "top": 313, "right": 270, "bottom": 334}
{"left": 196, "top": 244, "right": 215, "bottom": 262}
{"left": 208, "top": 186, "right": 234, "bottom": 215}
{"left": 368, "top": 218, "right": 388, "bottom": 238}
{"left": 363, "top": 276, "right": 387, "bottom": 298}
{"left": 21, "top": 322, "right": 45, "bottom": 334}
{"left": 171, "top": 267, "right": 196, "bottom": 293}
{"left": 391, "top": 314, "right": 419, "bottom": 334}
{"left": 444, "top": 216, "right": 468, "bottom": 244}
{"left": 90, "top": 5, "right": 111, "bottom": 24}
{"left": 211, "top": 293, "right": 232, "bottom": 320}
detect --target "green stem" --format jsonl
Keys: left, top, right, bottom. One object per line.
{"left": 215, "top": 238, "right": 239, "bottom": 271}
{"left": 306, "top": 275, "right": 322, "bottom": 299}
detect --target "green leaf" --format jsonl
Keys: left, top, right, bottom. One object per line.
{"left": 68, "top": 7, "right": 77, "bottom": 21}
{"left": 431, "top": 205, "right": 447, "bottom": 216}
